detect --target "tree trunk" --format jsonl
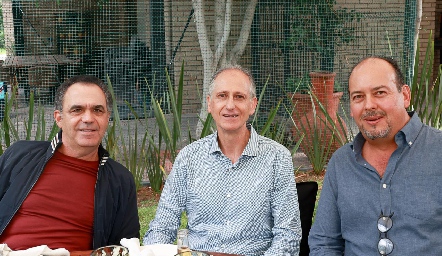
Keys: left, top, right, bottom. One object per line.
{"left": 228, "top": 0, "right": 258, "bottom": 64}
{"left": 193, "top": 0, "right": 257, "bottom": 136}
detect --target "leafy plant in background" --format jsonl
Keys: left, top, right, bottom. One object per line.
{"left": 288, "top": 92, "right": 351, "bottom": 173}
{"left": 0, "top": 88, "right": 58, "bottom": 155}
{"left": 285, "top": 0, "right": 361, "bottom": 72}
{"left": 252, "top": 76, "right": 302, "bottom": 154}
{"left": 409, "top": 33, "right": 442, "bottom": 129}
{"left": 286, "top": 74, "right": 311, "bottom": 94}
{"left": 141, "top": 63, "right": 186, "bottom": 192}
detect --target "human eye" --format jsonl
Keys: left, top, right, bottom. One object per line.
{"left": 70, "top": 107, "right": 83, "bottom": 114}
{"left": 235, "top": 94, "right": 246, "bottom": 99}
{"left": 93, "top": 107, "right": 105, "bottom": 115}
{"left": 351, "top": 94, "right": 364, "bottom": 102}
{"left": 374, "top": 90, "right": 387, "bottom": 96}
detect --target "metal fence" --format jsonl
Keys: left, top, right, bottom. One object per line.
{"left": 1, "top": 0, "right": 416, "bottom": 120}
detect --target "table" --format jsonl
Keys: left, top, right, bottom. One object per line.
{"left": 2, "top": 55, "right": 78, "bottom": 68}
{"left": 69, "top": 250, "right": 241, "bottom": 256}
{"left": 70, "top": 251, "right": 92, "bottom": 256}
{"left": 1, "top": 54, "right": 79, "bottom": 102}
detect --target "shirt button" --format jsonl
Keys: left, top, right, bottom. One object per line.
{"left": 226, "top": 193, "right": 231, "bottom": 198}
{"left": 383, "top": 184, "right": 387, "bottom": 188}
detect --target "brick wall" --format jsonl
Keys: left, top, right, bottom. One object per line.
{"left": 419, "top": 0, "right": 437, "bottom": 79}
{"left": 167, "top": 0, "right": 202, "bottom": 114}
{"left": 436, "top": 0, "right": 442, "bottom": 74}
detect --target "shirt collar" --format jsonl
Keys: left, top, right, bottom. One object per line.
{"left": 351, "top": 111, "right": 423, "bottom": 153}
{"left": 399, "top": 111, "right": 424, "bottom": 147}
{"left": 209, "top": 124, "right": 259, "bottom": 157}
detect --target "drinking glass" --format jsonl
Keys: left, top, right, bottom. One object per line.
{"left": 177, "top": 228, "right": 190, "bottom": 254}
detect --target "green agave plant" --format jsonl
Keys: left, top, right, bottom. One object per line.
{"left": 288, "top": 91, "right": 352, "bottom": 174}
{"left": 0, "top": 88, "right": 58, "bottom": 155}
{"left": 409, "top": 32, "right": 442, "bottom": 129}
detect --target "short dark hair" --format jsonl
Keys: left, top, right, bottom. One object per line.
{"left": 350, "top": 56, "right": 405, "bottom": 92}
{"left": 209, "top": 64, "right": 256, "bottom": 98}
{"left": 55, "top": 75, "right": 113, "bottom": 112}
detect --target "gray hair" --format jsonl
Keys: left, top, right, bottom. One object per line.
{"left": 208, "top": 65, "right": 256, "bottom": 98}
{"left": 54, "top": 75, "right": 113, "bottom": 112}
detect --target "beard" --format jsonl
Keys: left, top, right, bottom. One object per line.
{"left": 358, "top": 110, "right": 392, "bottom": 140}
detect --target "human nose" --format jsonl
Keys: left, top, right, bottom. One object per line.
{"left": 225, "top": 96, "right": 235, "bottom": 109}
{"left": 81, "top": 110, "right": 94, "bottom": 122}
{"left": 364, "top": 95, "right": 377, "bottom": 110}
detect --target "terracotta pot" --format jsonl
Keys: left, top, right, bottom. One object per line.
{"left": 292, "top": 91, "right": 347, "bottom": 162}
{"left": 288, "top": 93, "right": 313, "bottom": 120}
{"left": 289, "top": 91, "right": 343, "bottom": 121}
{"left": 309, "top": 71, "right": 336, "bottom": 109}
{"left": 296, "top": 112, "right": 347, "bottom": 161}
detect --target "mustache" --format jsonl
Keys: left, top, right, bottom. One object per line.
{"left": 361, "top": 110, "right": 386, "bottom": 119}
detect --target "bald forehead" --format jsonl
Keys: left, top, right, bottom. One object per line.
{"left": 353, "top": 58, "right": 393, "bottom": 73}
{"left": 216, "top": 68, "right": 249, "bottom": 81}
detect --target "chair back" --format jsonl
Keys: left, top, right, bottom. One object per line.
{"left": 296, "top": 181, "right": 319, "bottom": 256}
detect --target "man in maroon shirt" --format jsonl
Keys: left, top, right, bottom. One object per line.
{"left": 0, "top": 75, "right": 140, "bottom": 251}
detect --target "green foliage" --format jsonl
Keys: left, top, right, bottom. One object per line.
{"left": 253, "top": 76, "right": 301, "bottom": 153}
{"left": 138, "top": 202, "right": 188, "bottom": 240}
{"left": 285, "top": 75, "right": 311, "bottom": 94}
{"left": 0, "top": 89, "right": 58, "bottom": 155}
{"left": 408, "top": 33, "right": 442, "bottom": 129}
{"left": 142, "top": 63, "right": 186, "bottom": 192}
{"left": 138, "top": 204, "right": 157, "bottom": 239}
{"left": 289, "top": 92, "right": 351, "bottom": 173}
{"left": 286, "top": 0, "right": 361, "bottom": 71}
{"left": 105, "top": 77, "right": 151, "bottom": 191}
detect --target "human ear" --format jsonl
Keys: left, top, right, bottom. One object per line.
{"left": 401, "top": 84, "right": 411, "bottom": 108}
{"left": 54, "top": 110, "right": 63, "bottom": 128}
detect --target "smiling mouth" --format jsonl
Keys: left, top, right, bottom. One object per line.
{"left": 223, "top": 114, "right": 238, "bottom": 118}
{"left": 362, "top": 110, "right": 386, "bottom": 122}
{"left": 80, "top": 129, "right": 96, "bottom": 132}
{"left": 364, "top": 116, "right": 382, "bottom": 122}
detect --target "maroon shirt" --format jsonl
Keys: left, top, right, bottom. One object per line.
{"left": 0, "top": 150, "right": 99, "bottom": 251}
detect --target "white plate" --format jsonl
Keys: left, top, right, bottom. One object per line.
{"left": 140, "top": 244, "right": 177, "bottom": 256}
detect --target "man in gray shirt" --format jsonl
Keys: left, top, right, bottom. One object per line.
{"left": 309, "top": 56, "right": 442, "bottom": 255}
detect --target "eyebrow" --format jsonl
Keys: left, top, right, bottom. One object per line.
{"left": 68, "top": 104, "right": 106, "bottom": 110}
{"left": 216, "top": 90, "right": 247, "bottom": 95}
{"left": 350, "top": 85, "right": 389, "bottom": 96}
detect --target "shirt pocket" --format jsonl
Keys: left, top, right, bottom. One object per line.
{"left": 397, "top": 174, "right": 442, "bottom": 221}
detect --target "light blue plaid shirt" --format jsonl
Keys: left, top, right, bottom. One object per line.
{"left": 143, "top": 126, "right": 301, "bottom": 255}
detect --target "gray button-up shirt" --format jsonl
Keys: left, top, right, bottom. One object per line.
{"left": 309, "top": 112, "right": 442, "bottom": 255}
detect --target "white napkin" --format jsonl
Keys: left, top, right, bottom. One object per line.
{"left": 120, "top": 238, "right": 154, "bottom": 256}
{"left": 0, "top": 244, "right": 69, "bottom": 256}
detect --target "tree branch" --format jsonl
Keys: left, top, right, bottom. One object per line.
{"left": 213, "top": 0, "right": 232, "bottom": 69}
{"left": 215, "top": 0, "right": 225, "bottom": 48}
{"left": 228, "top": 0, "right": 257, "bottom": 64}
{"left": 192, "top": 0, "right": 213, "bottom": 68}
